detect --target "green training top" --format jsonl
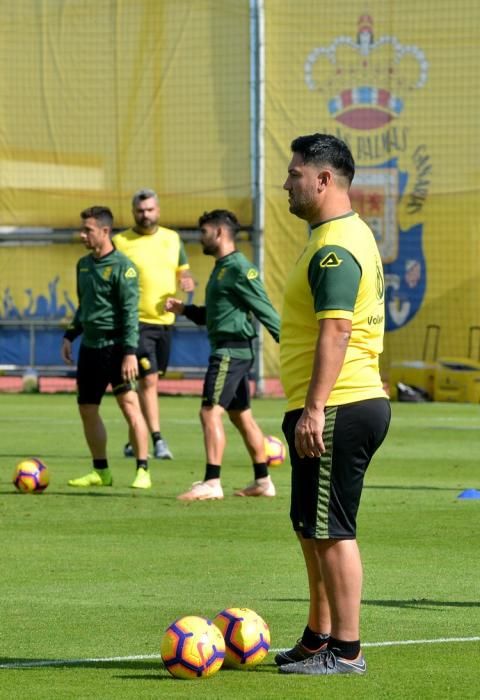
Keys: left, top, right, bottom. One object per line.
{"left": 64, "top": 247, "right": 139, "bottom": 352}
{"left": 184, "top": 251, "right": 280, "bottom": 359}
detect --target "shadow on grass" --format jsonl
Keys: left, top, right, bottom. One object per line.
{"left": 0, "top": 489, "right": 173, "bottom": 501}
{"left": 365, "top": 484, "right": 460, "bottom": 492}
{"left": 0, "top": 659, "right": 162, "bottom": 671}
{"left": 273, "top": 597, "right": 480, "bottom": 609}
{"left": 362, "top": 598, "right": 480, "bottom": 609}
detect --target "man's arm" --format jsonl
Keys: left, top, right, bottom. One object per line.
{"left": 165, "top": 297, "right": 207, "bottom": 325}
{"left": 233, "top": 268, "right": 280, "bottom": 342}
{"left": 294, "top": 318, "right": 351, "bottom": 458}
{"left": 116, "top": 260, "right": 140, "bottom": 352}
{"left": 178, "top": 268, "right": 195, "bottom": 293}
{"left": 63, "top": 261, "right": 82, "bottom": 351}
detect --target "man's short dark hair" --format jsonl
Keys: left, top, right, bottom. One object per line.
{"left": 291, "top": 133, "right": 355, "bottom": 185}
{"left": 198, "top": 209, "right": 241, "bottom": 236}
{"left": 80, "top": 206, "right": 114, "bottom": 230}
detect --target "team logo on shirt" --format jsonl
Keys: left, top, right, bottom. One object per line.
{"left": 217, "top": 269, "right": 226, "bottom": 280}
{"left": 102, "top": 266, "right": 112, "bottom": 280}
{"left": 319, "top": 252, "right": 342, "bottom": 268}
{"left": 125, "top": 267, "right": 137, "bottom": 278}
{"left": 247, "top": 268, "right": 259, "bottom": 280}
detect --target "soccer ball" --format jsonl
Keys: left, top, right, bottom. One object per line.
{"left": 12, "top": 458, "right": 50, "bottom": 493}
{"left": 213, "top": 607, "right": 270, "bottom": 668}
{"left": 264, "top": 435, "right": 286, "bottom": 467}
{"left": 161, "top": 615, "right": 225, "bottom": 680}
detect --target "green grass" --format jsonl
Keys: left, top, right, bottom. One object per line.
{"left": 0, "top": 395, "right": 479, "bottom": 698}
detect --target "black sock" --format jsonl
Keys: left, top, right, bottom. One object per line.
{"left": 93, "top": 459, "right": 108, "bottom": 470}
{"left": 136, "top": 459, "right": 148, "bottom": 471}
{"left": 253, "top": 462, "right": 268, "bottom": 480}
{"left": 152, "top": 431, "right": 161, "bottom": 445}
{"left": 204, "top": 464, "right": 221, "bottom": 481}
{"left": 302, "top": 626, "right": 330, "bottom": 651}
{"left": 328, "top": 637, "right": 361, "bottom": 660}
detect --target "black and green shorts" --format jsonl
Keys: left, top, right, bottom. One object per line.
{"left": 282, "top": 398, "right": 391, "bottom": 539}
{"left": 201, "top": 354, "right": 253, "bottom": 410}
{"left": 77, "top": 344, "right": 135, "bottom": 405}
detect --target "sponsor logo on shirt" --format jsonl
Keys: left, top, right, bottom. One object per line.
{"left": 125, "top": 267, "right": 137, "bottom": 278}
{"left": 319, "top": 252, "right": 342, "bottom": 267}
{"left": 247, "top": 268, "right": 259, "bottom": 280}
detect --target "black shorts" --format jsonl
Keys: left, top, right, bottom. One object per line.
{"left": 282, "top": 398, "right": 391, "bottom": 540}
{"left": 76, "top": 344, "right": 135, "bottom": 405}
{"left": 137, "top": 323, "right": 172, "bottom": 377}
{"left": 201, "top": 354, "right": 252, "bottom": 410}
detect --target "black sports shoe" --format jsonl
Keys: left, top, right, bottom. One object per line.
{"left": 278, "top": 649, "right": 366, "bottom": 675}
{"left": 275, "top": 639, "right": 328, "bottom": 666}
{"left": 123, "top": 443, "right": 134, "bottom": 458}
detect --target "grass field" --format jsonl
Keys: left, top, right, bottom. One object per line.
{"left": 1, "top": 394, "right": 479, "bottom": 699}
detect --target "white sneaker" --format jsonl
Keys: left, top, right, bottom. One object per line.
{"left": 177, "top": 480, "right": 224, "bottom": 501}
{"left": 234, "top": 476, "right": 276, "bottom": 497}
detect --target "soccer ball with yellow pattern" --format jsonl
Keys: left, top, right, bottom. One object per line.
{"left": 161, "top": 615, "right": 225, "bottom": 679}
{"left": 264, "top": 435, "right": 286, "bottom": 467}
{"left": 12, "top": 458, "right": 50, "bottom": 493}
{"left": 213, "top": 607, "right": 270, "bottom": 668}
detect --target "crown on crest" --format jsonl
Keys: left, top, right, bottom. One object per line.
{"left": 304, "top": 15, "right": 428, "bottom": 130}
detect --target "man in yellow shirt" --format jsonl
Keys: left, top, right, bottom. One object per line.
{"left": 277, "top": 134, "right": 390, "bottom": 676}
{"left": 113, "top": 189, "right": 194, "bottom": 479}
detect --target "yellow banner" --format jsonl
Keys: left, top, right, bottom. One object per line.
{"left": 264, "top": 0, "right": 480, "bottom": 376}
{"left": 0, "top": 0, "right": 251, "bottom": 229}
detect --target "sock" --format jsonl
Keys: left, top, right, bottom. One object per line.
{"left": 328, "top": 637, "right": 361, "bottom": 660}
{"left": 204, "top": 464, "right": 221, "bottom": 481}
{"left": 253, "top": 462, "right": 268, "bottom": 480}
{"left": 151, "top": 431, "right": 161, "bottom": 445}
{"left": 93, "top": 459, "right": 108, "bottom": 471}
{"left": 302, "top": 626, "right": 330, "bottom": 651}
{"left": 136, "top": 459, "right": 148, "bottom": 471}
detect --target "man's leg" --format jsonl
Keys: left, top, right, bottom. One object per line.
{"left": 135, "top": 373, "right": 172, "bottom": 459}
{"left": 79, "top": 403, "right": 107, "bottom": 459}
{"left": 138, "top": 373, "right": 160, "bottom": 435}
{"left": 116, "top": 390, "right": 149, "bottom": 460}
{"left": 297, "top": 534, "right": 332, "bottom": 635}
{"left": 315, "top": 538, "right": 362, "bottom": 643}
{"left": 176, "top": 404, "right": 226, "bottom": 501}
{"left": 228, "top": 408, "right": 276, "bottom": 497}
{"left": 68, "top": 403, "right": 112, "bottom": 486}
{"left": 117, "top": 389, "right": 151, "bottom": 489}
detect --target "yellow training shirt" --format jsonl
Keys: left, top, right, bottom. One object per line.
{"left": 113, "top": 226, "right": 189, "bottom": 325}
{"left": 280, "top": 212, "right": 387, "bottom": 410}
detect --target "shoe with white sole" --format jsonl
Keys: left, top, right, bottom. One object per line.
{"left": 234, "top": 476, "right": 276, "bottom": 497}
{"left": 177, "top": 480, "right": 224, "bottom": 501}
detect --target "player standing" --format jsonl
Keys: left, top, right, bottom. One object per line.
{"left": 63, "top": 206, "right": 150, "bottom": 489}
{"left": 113, "top": 189, "right": 194, "bottom": 463}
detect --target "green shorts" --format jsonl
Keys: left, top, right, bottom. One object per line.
{"left": 282, "top": 398, "right": 391, "bottom": 539}
{"left": 201, "top": 354, "right": 253, "bottom": 410}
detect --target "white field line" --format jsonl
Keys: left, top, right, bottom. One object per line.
{"left": 0, "top": 636, "right": 479, "bottom": 669}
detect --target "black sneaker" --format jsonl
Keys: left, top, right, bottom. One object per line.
{"left": 274, "top": 639, "right": 328, "bottom": 666}
{"left": 278, "top": 649, "right": 366, "bottom": 675}
{"left": 123, "top": 443, "right": 134, "bottom": 458}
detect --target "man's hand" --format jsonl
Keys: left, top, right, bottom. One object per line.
{"left": 121, "top": 354, "right": 138, "bottom": 383}
{"left": 294, "top": 406, "right": 326, "bottom": 458}
{"left": 165, "top": 297, "right": 185, "bottom": 315}
{"left": 179, "top": 273, "right": 195, "bottom": 293}
{"left": 62, "top": 338, "right": 73, "bottom": 365}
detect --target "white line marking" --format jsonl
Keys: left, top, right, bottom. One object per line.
{"left": 0, "top": 636, "right": 479, "bottom": 669}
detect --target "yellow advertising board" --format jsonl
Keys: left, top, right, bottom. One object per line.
{"left": 0, "top": 0, "right": 251, "bottom": 229}
{"left": 264, "top": 1, "right": 480, "bottom": 377}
